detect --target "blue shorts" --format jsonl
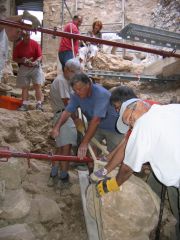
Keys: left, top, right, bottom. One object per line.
{"left": 58, "top": 50, "right": 73, "bottom": 71}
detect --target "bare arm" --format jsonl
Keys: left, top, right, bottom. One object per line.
{"left": 116, "top": 163, "right": 133, "bottom": 186}
{"left": 50, "top": 110, "right": 71, "bottom": 138}
{"left": 105, "top": 136, "right": 128, "bottom": 173}
{"left": 78, "top": 116, "right": 101, "bottom": 159}
{"left": 82, "top": 116, "right": 101, "bottom": 145}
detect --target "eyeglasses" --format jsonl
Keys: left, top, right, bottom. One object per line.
{"left": 123, "top": 104, "right": 137, "bottom": 126}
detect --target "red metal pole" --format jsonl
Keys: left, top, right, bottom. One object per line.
{"left": 0, "top": 19, "right": 180, "bottom": 58}
{"left": 0, "top": 149, "right": 93, "bottom": 163}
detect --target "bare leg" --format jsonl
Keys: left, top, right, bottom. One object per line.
{"left": 56, "top": 144, "right": 72, "bottom": 173}
{"left": 33, "top": 83, "right": 43, "bottom": 102}
{"left": 21, "top": 87, "right": 29, "bottom": 101}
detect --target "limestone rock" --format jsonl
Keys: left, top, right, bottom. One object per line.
{"left": 0, "top": 223, "right": 35, "bottom": 240}
{"left": 0, "top": 189, "right": 30, "bottom": 220}
{"left": 87, "top": 175, "right": 159, "bottom": 240}
{"left": 0, "top": 158, "right": 26, "bottom": 190}
{"left": 31, "top": 195, "right": 62, "bottom": 223}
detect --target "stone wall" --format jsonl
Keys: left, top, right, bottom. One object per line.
{"left": 42, "top": 0, "right": 158, "bottom": 65}
{"left": 0, "top": 0, "right": 15, "bottom": 18}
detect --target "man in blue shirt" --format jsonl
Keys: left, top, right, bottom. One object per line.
{"left": 51, "top": 72, "right": 123, "bottom": 161}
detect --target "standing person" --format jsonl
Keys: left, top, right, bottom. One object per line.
{"left": 79, "top": 20, "right": 103, "bottom": 69}
{"left": 58, "top": 15, "right": 83, "bottom": 71}
{"left": 13, "top": 30, "right": 44, "bottom": 111}
{"left": 51, "top": 73, "right": 123, "bottom": 169}
{"left": 0, "top": 11, "right": 41, "bottom": 92}
{"left": 48, "top": 58, "right": 81, "bottom": 186}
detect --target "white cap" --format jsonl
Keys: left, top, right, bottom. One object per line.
{"left": 116, "top": 98, "right": 140, "bottom": 134}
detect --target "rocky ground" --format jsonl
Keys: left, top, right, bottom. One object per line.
{"left": 0, "top": 0, "right": 180, "bottom": 238}
{"left": 0, "top": 49, "right": 179, "bottom": 239}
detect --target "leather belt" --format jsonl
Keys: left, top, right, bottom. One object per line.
{"left": 56, "top": 109, "right": 65, "bottom": 114}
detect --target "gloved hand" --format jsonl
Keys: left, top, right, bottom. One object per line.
{"left": 96, "top": 177, "right": 120, "bottom": 197}
{"left": 90, "top": 167, "right": 108, "bottom": 182}
{"left": 98, "top": 156, "right": 108, "bottom": 162}
{"left": 22, "top": 10, "right": 41, "bottom": 28}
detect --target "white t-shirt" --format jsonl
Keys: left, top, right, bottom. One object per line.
{"left": 0, "top": 29, "right": 8, "bottom": 81}
{"left": 50, "top": 74, "right": 73, "bottom": 113}
{"left": 124, "top": 104, "right": 180, "bottom": 188}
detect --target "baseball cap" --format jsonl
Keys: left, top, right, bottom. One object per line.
{"left": 116, "top": 98, "right": 140, "bottom": 134}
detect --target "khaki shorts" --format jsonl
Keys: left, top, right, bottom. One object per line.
{"left": 94, "top": 128, "right": 124, "bottom": 152}
{"left": 53, "top": 112, "right": 77, "bottom": 147}
{"left": 16, "top": 65, "right": 45, "bottom": 88}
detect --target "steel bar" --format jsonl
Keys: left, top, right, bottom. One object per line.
{"left": 0, "top": 148, "right": 93, "bottom": 163}
{"left": 86, "top": 70, "right": 180, "bottom": 82}
{"left": 0, "top": 20, "right": 180, "bottom": 58}
{"left": 120, "top": 23, "right": 180, "bottom": 50}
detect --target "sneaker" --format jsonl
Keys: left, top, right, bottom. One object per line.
{"left": 0, "top": 83, "right": 12, "bottom": 92}
{"left": 57, "top": 176, "right": 70, "bottom": 190}
{"left": 36, "top": 103, "right": 43, "bottom": 111}
{"left": 47, "top": 175, "right": 58, "bottom": 187}
{"left": 18, "top": 104, "right": 28, "bottom": 111}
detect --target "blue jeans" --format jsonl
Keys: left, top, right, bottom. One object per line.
{"left": 58, "top": 50, "right": 73, "bottom": 71}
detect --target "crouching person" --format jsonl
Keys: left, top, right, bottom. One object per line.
{"left": 48, "top": 59, "right": 82, "bottom": 187}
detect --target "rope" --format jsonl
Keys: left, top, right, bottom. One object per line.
{"left": 77, "top": 108, "right": 104, "bottom": 240}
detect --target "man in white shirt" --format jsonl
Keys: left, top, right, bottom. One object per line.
{"left": 48, "top": 58, "right": 81, "bottom": 187}
{"left": 97, "top": 99, "right": 180, "bottom": 194}
{"left": 96, "top": 98, "right": 180, "bottom": 240}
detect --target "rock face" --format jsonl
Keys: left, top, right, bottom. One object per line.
{"left": 87, "top": 175, "right": 176, "bottom": 240}
{"left": 87, "top": 175, "right": 160, "bottom": 240}
{"left": 0, "top": 189, "right": 30, "bottom": 220}
{"left": 0, "top": 223, "right": 35, "bottom": 240}
{"left": 151, "top": 0, "right": 180, "bottom": 32}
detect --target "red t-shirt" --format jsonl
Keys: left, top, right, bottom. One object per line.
{"left": 125, "top": 99, "right": 159, "bottom": 140}
{"left": 59, "top": 21, "right": 80, "bottom": 56}
{"left": 13, "top": 39, "right": 42, "bottom": 66}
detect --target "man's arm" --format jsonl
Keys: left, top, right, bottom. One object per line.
{"left": 116, "top": 163, "right": 133, "bottom": 186}
{"left": 96, "top": 162, "right": 133, "bottom": 197}
{"left": 105, "top": 136, "right": 128, "bottom": 173}
{"left": 78, "top": 116, "right": 101, "bottom": 159}
{"left": 50, "top": 110, "right": 71, "bottom": 139}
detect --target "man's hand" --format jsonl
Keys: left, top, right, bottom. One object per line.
{"left": 50, "top": 127, "right": 60, "bottom": 139}
{"left": 90, "top": 167, "right": 108, "bottom": 182}
{"left": 96, "top": 177, "right": 120, "bottom": 197}
{"left": 78, "top": 142, "right": 88, "bottom": 160}
{"left": 22, "top": 11, "right": 41, "bottom": 28}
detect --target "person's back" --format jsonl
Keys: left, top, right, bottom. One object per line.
{"left": 124, "top": 103, "right": 180, "bottom": 188}
{"left": 50, "top": 74, "right": 71, "bottom": 114}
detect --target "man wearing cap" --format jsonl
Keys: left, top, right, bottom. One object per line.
{"left": 97, "top": 99, "right": 180, "bottom": 196}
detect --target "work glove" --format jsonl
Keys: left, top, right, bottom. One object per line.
{"left": 90, "top": 167, "right": 108, "bottom": 182}
{"left": 96, "top": 177, "right": 120, "bottom": 197}
{"left": 22, "top": 10, "right": 41, "bottom": 28}
{"left": 98, "top": 156, "right": 108, "bottom": 162}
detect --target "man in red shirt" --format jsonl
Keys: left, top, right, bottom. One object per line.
{"left": 58, "top": 15, "right": 83, "bottom": 71}
{"left": 13, "top": 31, "right": 44, "bottom": 111}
